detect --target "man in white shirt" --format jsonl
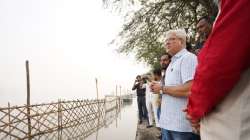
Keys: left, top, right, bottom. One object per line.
{"left": 151, "top": 29, "right": 199, "bottom": 140}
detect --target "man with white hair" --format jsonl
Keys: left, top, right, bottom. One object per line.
{"left": 151, "top": 29, "right": 199, "bottom": 140}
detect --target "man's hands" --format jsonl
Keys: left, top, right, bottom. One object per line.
{"left": 151, "top": 81, "right": 200, "bottom": 133}
{"left": 183, "top": 109, "right": 200, "bottom": 134}
{"left": 150, "top": 81, "right": 161, "bottom": 93}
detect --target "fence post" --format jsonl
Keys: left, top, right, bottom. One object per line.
{"left": 26, "top": 60, "right": 32, "bottom": 140}
{"left": 115, "top": 85, "right": 118, "bottom": 109}
{"left": 95, "top": 78, "right": 99, "bottom": 100}
{"left": 103, "top": 97, "right": 107, "bottom": 127}
{"left": 95, "top": 78, "right": 100, "bottom": 118}
{"left": 95, "top": 78, "right": 101, "bottom": 138}
{"left": 119, "top": 85, "right": 122, "bottom": 110}
{"left": 115, "top": 98, "right": 118, "bottom": 128}
{"left": 103, "top": 97, "right": 106, "bottom": 112}
{"left": 58, "top": 99, "right": 62, "bottom": 140}
{"left": 119, "top": 86, "right": 122, "bottom": 96}
{"left": 60, "top": 101, "right": 63, "bottom": 139}
{"left": 8, "top": 102, "right": 11, "bottom": 140}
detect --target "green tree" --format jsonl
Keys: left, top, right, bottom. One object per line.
{"left": 104, "top": 0, "right": 218, "bottom": 70}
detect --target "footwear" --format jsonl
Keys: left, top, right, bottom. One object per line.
{"left": 146, "top": 125, "right": 153, "bottom": 128}
{"left": 157, "top": 134, "right": 162, "bottom": 139}
{"left": 139, "top": 120, "right": 143, "bottom": 124}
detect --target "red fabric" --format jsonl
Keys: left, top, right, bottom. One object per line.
{"left": 187, "top": 0, "right": 250, "bottom": 120}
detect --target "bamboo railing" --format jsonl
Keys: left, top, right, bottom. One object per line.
{"left": 0, "top": 96, "right": 121, "bottom": 140}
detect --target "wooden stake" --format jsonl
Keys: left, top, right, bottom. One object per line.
{"left": 95, "top": 78, "right": 99, "bottom": 100}
{"left": 119, "top": 86, "right": 122, "bottom": 109}
{"left": 115, "top": 85, "right": 118, "bottom": 97}
{"left": 8, "top": 102, "right": 11, "bottom": 140}
{"left": 26, "top": 60, "right": 32, "bottom": 140}
{"left": 115, "top": 85, "right": 118, "bottom": 108}
{"left": 58, "top": 99, "right": 62, "bottom": 140}
{"left": 119, "top": 86, "right": 122, "bottom": 97}
{"left": 95, "top": 78, "right": 100, "bottom": 140}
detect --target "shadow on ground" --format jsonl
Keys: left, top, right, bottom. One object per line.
{"left": 135, "top": 120, "right": 161, "bottom": 140}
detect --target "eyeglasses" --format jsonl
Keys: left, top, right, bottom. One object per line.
{"left": 166, "top": 37, "right": 179, "bottom": 42}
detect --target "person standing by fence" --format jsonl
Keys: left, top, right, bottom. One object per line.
{"left": 132, "top": 75, "right": 147, "bottom": 124}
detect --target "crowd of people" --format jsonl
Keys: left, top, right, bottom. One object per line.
{"left": 132, "top": 0, "right": 250, "bottom": 140}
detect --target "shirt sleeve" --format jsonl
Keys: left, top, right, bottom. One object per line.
{"left": 187, "top": 0, "right": 250, "bottom": 120}
{"left": 181, "top": 53, "right": 198, "bottom": 84}
{"left": 132, "top": 83, "right": 138, "bottom": 90}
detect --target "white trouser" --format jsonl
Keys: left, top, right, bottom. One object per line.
{"left": 201, "top": 68, "right": 250, "bottom": 140}
{"left": 146, "top": 94, "right": 160, "bottom": 127}
{"left": 152, "top": 94, "right": 160, "bottom": 127}
{"left": 146, "top": 96, "right": 154, "bottom": 126}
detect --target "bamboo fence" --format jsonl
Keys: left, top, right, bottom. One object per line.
{"left": 0, "top": 97, "right": 121, "bottom": 140}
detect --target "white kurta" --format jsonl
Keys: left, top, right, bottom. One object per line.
{"left": 201, "top": 68, "right": 250, "bottom": 140}
{"left": 145, "top": 83, "right": 160, "bottom": 127}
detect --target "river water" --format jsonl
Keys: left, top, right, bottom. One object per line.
{"left": 86, "top": 98, "right": 138, "bottom": 140}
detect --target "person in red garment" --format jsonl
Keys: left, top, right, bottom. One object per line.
{"left": 186, "top": 0, "right": 250, "bottom": 140}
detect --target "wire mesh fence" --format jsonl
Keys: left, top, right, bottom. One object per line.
{"left": 0, "top": 96, "right": 121, "bottom": 140}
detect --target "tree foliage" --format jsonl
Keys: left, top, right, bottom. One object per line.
{"left": 104, "top": 0, "right": 218, "bottom": 70}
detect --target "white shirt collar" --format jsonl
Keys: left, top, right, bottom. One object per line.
{"left": 172, "top": 48, "right": 187, "bottom": 60}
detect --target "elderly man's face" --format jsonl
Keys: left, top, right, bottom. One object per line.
{"left": 165, "top": 34, "right": 183, "bottom": 56}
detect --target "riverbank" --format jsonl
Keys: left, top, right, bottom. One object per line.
{"left": 135, "top": 119, "right": 161, "bottom": 140}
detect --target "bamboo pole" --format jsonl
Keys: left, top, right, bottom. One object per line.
{"left": 103, "top": 97, "right": 107, "bottom": 127}
{"left": 115, "top": 85, "right": 118, "bottom": 108}
{"left": 95, "top": 78, "right": 100, "bottom": 119}
{"left": 119, "top": 85, "right": 122, "bottom": 109}
{"left": 115, "top": 85, "right": 118, "bottom": 128}
{"left": 57, "top": 99, "right": 62, "bottom": 140}
{"left": 119, "top": 85, "right": 121, "bottom": 97}
{"left": 26, "top": 60, "right": 32, "bottom": 140}
{"left": 60, "top": 102, "right": 63, "bottom": 139}
{"left": 8, "top": 102, "right": 11, "bottom": 140}
{"left": 95, "top": 78, "right": 100, "bottom": 140}
{"left": 115, "top": 100, "right": 118, "bottom": 128}
{"left": 115, "top": 85, "right": 117, "bottom": 97}
{"left": 95, "top": 78, "right": 99, "bottom": 100}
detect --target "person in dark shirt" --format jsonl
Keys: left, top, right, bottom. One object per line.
{"left": 194, "top": 16, "right": 213, "bottom": 55}
{"left": 132, "top": 75, "right": 147, "bottom": 124}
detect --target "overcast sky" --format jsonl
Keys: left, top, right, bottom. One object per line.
{"left": 0, "top": 0, "right": 147, "bottom": 106}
